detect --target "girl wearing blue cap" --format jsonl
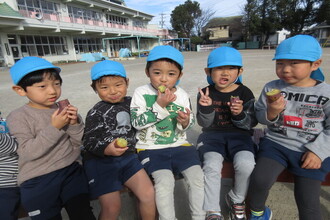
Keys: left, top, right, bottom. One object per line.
{"left": 7, "top": 57, "right": 96, "bottom": 220}
{"left": 247, "top": 35, "right": 330, "bottom": 220}
{"left": 130, "top": 45, "right": 205, "bottom": 220}
{"left": 82, "top": 60, "right": 156, "bottom": 220}
{"left": 197, "top": 47, "right": 257, "bottom": 220}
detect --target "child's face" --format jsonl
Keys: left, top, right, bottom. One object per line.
{"left": 17, "top": 73, "right": 61, "bottom": 109}
{"left": 207, "top": 65, "right": 242, "bottom": 92}
{"left": 94, "top": 76, "right": 128, "bottom": 104}
{"left": 275, "top": 59, "right": 321, "bottom": 87}
{"left": 146, "top": 60, "right": 182, "bottom": 91}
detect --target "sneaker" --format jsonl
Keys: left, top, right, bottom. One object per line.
{"left": 205, "top": 212, "right": 224, "bottom": 220}
{"left": 249, "top": 207, "right": 272, "bottom": 220}
{"left": 225, "top": 194, "right": 246, "bottom": 220}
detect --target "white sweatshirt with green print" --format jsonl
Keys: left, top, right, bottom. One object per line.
{"left": 130, "top": 83, "right": 195, "bottom": 150}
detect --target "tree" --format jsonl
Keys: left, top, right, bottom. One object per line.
{"left": 190, "top": 36, "right": 203, "bottom": 45}
{"left": 194, "top": 8, "right": 216, "bottom": 37}
{"left": 315, "top": 0, "right": 330, "bottom": 24}
{"left": 260, "top": 0, "right": 281, "bottom": 43}
{"left": 170, "top": 0, "right": 201, "bottom": 38}
{"left": 277, "top": 0, "right": 322, "bottom": 35}
{"left": 242, "top": 0, "right": 261, "bottom": 41}
{"left": 242, "top": 0, "right": 280, "bottom": 44}
{"left": 242, "top": 0, "right": 322, "bottom": 43}
{"left": 190, "top": 36, "right": 203, "bottom": 51}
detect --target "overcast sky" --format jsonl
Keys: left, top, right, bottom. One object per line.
{"left": 124, "top": 0, "right": 246, "bottom": 28}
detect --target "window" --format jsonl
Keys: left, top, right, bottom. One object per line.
{"left": 133, "top": 20, "right": 146, "bottom": 28}
{"left": 106, "top": 14, "right": 127, "bottom": 25}
{"left": 108, "top": 39, "right": 129, "bottom": 52}
{"left": 0, "top": 47, "right": 4, "bottom": 58}
{"left": 0, "top": 38, "right": 4, "bottom": 67}
{"left": 19, "top": 35, "right": 68, "bottom": 56}
{"left": 67, "top": 5, "right": 101, "bottom": 22}
{"left": 74, "top": 37, "right": 102, "bottom": 53}
{"left": 8, "top": 35, "right": 18, "bottom": 44}
{"left": 0, "top": 38, "right": 3, "bottom": 58}
{"left": 17, "top": 0, "right": 59, "bottom": 14}
{"left": 26, "top": 36, "right": 34, "bottom": 44}
{"left": 35, "top": 36, "right": 42, "bottom": 44}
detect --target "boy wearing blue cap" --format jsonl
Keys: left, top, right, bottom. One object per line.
{"left": 247, "top": 35, "right": 330, "bottom": 220}
{"left": 197, "top": 47, "right": 257, "bottom": 220}
{"left": 0, "top": 115, "right": 19, "bottom": 220}
{"left": 6, "top": 57, "right": 95, "bottom": 220}
{"left": 82, "top": 60, "right": 156, "bottom": 220}
{"left": 130, "top": 45, "right": 205, "bottom": 220}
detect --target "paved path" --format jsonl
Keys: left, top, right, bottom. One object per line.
{"left": 1, "top": 48, "right": 329, "bottom": 220}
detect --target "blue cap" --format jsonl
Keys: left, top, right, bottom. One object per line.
{"left": 206, "top": 47, "right": 243, "bottom": 85}
{"left": 91, "top": 60, "right": 126, "bottom": 80}
{"left": 10, "top": 57, "right": 61, "bottom": 85}
{"left": 274, "top": 35, "right": 324, "bottom": 81}
{"left": 147, "top": 45, "right": 184, "bottom": 69}
{"left": 273, "top": 35, "right": 322, "bottom": 61}
{"left": 207, "top": 47, "right": 243, "bottom": 68}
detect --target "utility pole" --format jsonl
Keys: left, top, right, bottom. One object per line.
{"left": 159, "top": 12, "right": 165, "bottom": 29}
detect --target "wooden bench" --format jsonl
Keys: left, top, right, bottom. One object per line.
{"left": 222, "top": 128, "right": 330, "bottom": 186}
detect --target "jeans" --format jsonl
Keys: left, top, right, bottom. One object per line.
{"left": 203, "top": 151, "right": 255, "bottom": 211}
{"left": 152, "top": 165, "right": 205, "bottom": 220}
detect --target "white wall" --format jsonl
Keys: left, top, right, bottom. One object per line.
{"left": 267, "top": 29, "right": 290, "bottom": 45}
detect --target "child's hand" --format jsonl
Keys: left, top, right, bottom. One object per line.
{"left": 66, "top": 105, "right": 79, "bottom": 125}
{"left": 301, "top": 151, "right": 322, "bottom": 169}
{"left": 52, "top": 107, "right": 70, "bottom": 129}
{"left": 104, "top": 139, "right": 128, "bottom": 156}
{"left": 157, "top": 88, "right": 176, "bottom": 108}
{"left": 198, "top": 87, "right": 212, "bottom": 106}
{"left": 229, "top": 99, "right": 243, "bottom": 116}
{"left": 177, "top": 108, "right": 191, "bottom": 129}
{"left": 266, "top": 96, "right": 286, "bottom": 121}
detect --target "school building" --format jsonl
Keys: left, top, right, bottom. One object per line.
{"left": 0, "top": 0, "right": 162, "bottom": 67}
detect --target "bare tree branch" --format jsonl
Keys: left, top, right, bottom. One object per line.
{"left": 194, "top": 8, "right": 216, "bottom": 37}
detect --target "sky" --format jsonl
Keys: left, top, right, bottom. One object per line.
{"left": 124, "top": 0, "right": 246, "bottom": 29}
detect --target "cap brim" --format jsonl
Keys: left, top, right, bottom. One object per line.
{"left": 272, "top": 54, "right": 319, "bottom": 62}
{"left": 92, "top": 71, "right": 126, "bottom": 80}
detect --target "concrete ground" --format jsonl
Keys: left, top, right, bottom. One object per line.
{"left": 1, "top": 48, "right": 330, "bottom": 220}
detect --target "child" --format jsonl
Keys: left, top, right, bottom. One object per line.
{"left": 130, "top": 45, "right": 205, "bottom": 220}
{"left": 6, "top": 57, "right": 95, "bottom": 220}
{"left": 82, "top": 60, "right": 156, "bottom": 220}
{"left": 197, "top": 47, "right": 257, "bottom": 220}
{"left": 0, "top": 113, "right": 20, "bottom": 220}
{"left": 247, "top": 35, "right": 330, "bottom": 220}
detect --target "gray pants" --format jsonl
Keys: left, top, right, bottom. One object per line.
{"left": 152, "top": 165, "right": 205, "bottom": 220}
{"left": 202, "top": 151, "right": 255, "bottom": 211}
